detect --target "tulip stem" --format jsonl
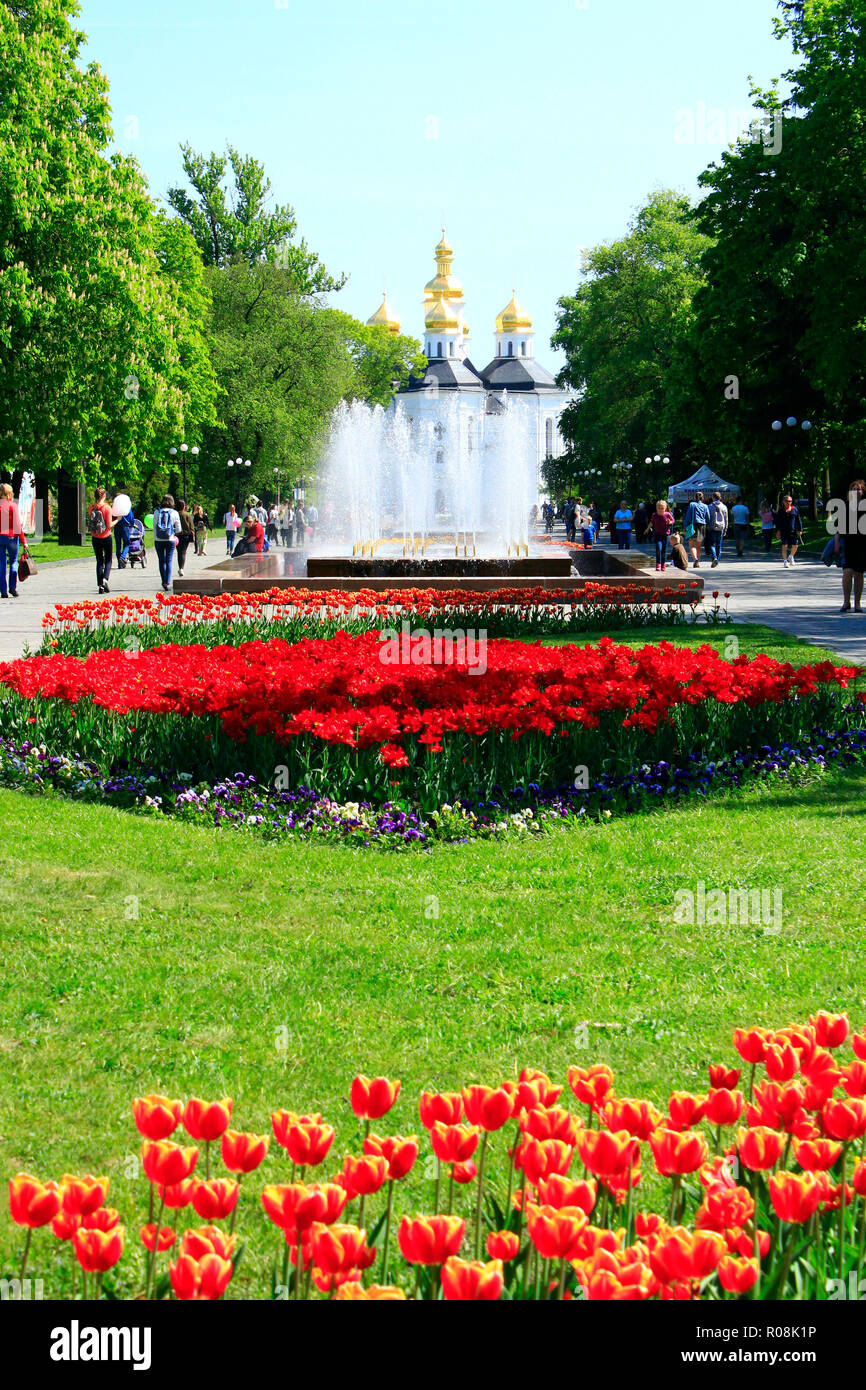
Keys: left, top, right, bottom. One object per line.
{"left": 504, "top": 1123, "right": 520, "bottom": 1217}
{"left": 777, "top": 1227, "right": 797, "bottom": 1298}
{"left": 558, "top": 1257, "right": 568, "bottom": 1301}
{"left": 358, "top": 1193, "right": 366, "bottom": 1230}
{"left": 148, "top": 1191, "right": 166, "bottom": 1299}
{"left": 751, "top": 1172, "right": 761, "bottom": 1299}
{"left": 281, "top": 1237, "right": 290, "bottom": 1298}
{"left": 474, "top": 1131, "right": 489, "bottom": 1259}
{"left": 380, "top": 1180, "right": 395, "bottom": 1283}
{"left": 19, "top": 1228, "right": 32, "bottom": 1287}
{"left": 295, "top": 1235, "right": 303, "bottom": 1300}
{"left": 839, "top": 1143, "right": 849, "bottom": 1285}
{"left": 205, "top": 1140, "right": 211, "bottom": 1182}
{"left": 434, "top": 1158, "right": 441, "bottom": 1215}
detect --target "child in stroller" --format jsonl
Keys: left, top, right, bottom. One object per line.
{"left": 126, "top": 519, "right": 147, "bottom": 568}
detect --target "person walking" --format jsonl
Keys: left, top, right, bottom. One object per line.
{"left": 650, "top": 498, "right": 674, "bottom": 571}
{"left": 613, "top": 500, "right": 633, "bottom": 550}
{"left": 267, "top": 505, "right": 279, "bottom": 547}
{"left": 0, "top": 482, "right": 27, "bottom": 598}
{"left": 774, "top": 494, "right": 802, "bottom": 567}
{"left": 193, "top": 505, "right": 210, "bottom": 556}
{"left": 224, "top": 503, "right": 241, "bottom": 554}
{"left": 683, "top": 492, "right": 710, "bottom": 568}
{"left": 114, "top": 502, "right": 135, "bottom": 569}
{"left": 175, "top": 500, "right": 194, "bottom": 577}
{"left": 836, "top": 478, "right": 866, "bottom": 613}
{"left": 87, "top": 486, "right": 118, "bottom": 593}
{"left": 706, "top": 491, "right": 729, "bottom": 568}
{"left": 283, "top": 502, "right": 295, "bottom": 547}
{"left": 294, "top": 502, "right": 307, "bottom": 548}
{"left": 153, "top": 493, "right": 181, "bottom": 592}
{"left": 760, "top": 500, "right": 775, "bottom": 554}
{"left": 306, "top": 502, "right": 319, "bottom": 544}
{"left": 730, "top": 497, "right": 751, "bottom": 556}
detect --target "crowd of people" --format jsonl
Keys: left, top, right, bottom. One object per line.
{"left": 223, "top": 500, "right": 319, "bottom": 557}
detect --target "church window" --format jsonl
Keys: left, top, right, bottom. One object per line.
{"left": 521, "top": 341, "right": 526, "bottom": 356}
{"left": 508, "top": 342, "right": 513, "bottom": 357}
{"left": 437, "top": 342, "right": 442, "bottom": 357}
{"left": 449, "top": 341, "right": 454, "bottom": 357}
{"left": 545, "top": 418, "right": 554, "bottom": 454}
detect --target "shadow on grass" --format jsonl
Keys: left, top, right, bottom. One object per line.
{"left": 703, "top": 764, "right": 866, "bottom": 818}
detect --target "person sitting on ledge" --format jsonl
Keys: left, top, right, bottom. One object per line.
{"left": 244, "top": 511, "right": 265, "bottom": 553}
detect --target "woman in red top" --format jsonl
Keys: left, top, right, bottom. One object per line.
{"left": 0, "top": 482, "right": 27, "bottom": 598}
{"left": 87, "top": 486, "right": 118, "bottom": 593}
{"left": 244, "top": 512, "right": 265, "bottom": 553}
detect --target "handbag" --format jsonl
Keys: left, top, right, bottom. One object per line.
{"left": 683, "top": 523, "right": 695, "bottom": 541}
{"left": 18, "top": 545, "right": 37, "bottom": 581}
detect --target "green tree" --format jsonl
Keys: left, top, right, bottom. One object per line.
{"left": 324, "top": 311, "right": 426, "bottom": 406}
{"left": 167, "top": 143, "right": 346, "bottom": 295}
{"left": 0, "top": 0, "right": 217, "bottom": 487}
{"left": 552, "top": 190, "right": 712, "bottom": 503}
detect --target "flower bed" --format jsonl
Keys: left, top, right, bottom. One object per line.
{"left": 38, "top": 582, "right": 712, "bottom": 656}
{"left": 10, "top": 1013, "right": 866, "bottom": 1300}
{"left": 0, "top": 636, "right": 856, "bottom": 803}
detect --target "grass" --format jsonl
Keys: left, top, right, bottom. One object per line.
{"left": 25, "top": 536, "right": 93, "bottom": 565}
{"left": 0, "top": 617, "right": 862, "bottom": 1295}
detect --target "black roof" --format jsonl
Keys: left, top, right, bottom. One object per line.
{"left": 478, "top": 355, "right": 560, "bottom": 391}
{"left": 401, "top": 356, "right": 485, "bottom": 393}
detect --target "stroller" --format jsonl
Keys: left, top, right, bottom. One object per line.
{"left": 126, "top": 519, "right": 147, "bottom": 569}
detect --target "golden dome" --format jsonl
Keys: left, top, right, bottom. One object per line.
{"left": 366, "top": 292, "right": 401, "bottom": 335}
{"left": 496, "top": 290, "right": 533, "bottom": 334}
{"left": 424, "top": 226, "right": 464, "bottom": 302}
{"left": 424, "top": 294, "right": 459, "bottom": 331}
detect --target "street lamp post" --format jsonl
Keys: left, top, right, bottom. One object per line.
{"left": 771, "top": 416, "right": 812, "bottom": 501}
{"left": 227, "top": 456, "right": 251, "bottom": 510}
{"left": 169, "top": 442, "right": 200, "bottom": 503}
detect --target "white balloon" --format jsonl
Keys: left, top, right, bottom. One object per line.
{"left": 112, "top": 493, "right": 132, "bottom": 517}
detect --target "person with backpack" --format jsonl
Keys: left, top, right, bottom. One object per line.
{"left": 683, "top": 491, "right": 710, "bottom": 568}
{"left": 176, "top": 500, "right": 194, "bottom": 577}
{"left": 87, "top": 487, "right": 118, "bottom": 593}
{"left": 706, "top": 491, "right": 729, "bottom": 568}
{"left": 153, "top": 493, "right": 181, "bottom": 591}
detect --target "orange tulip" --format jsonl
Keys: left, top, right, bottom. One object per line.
{"left": 132, "top": 1095, "right": 182, "bottom": 1141}
{"left": 704, "top": 1089, "right": 745, "bottom": 1127}
{"left": 9, "top": 1174, "right": 62, "bottom": 1228}
{"left": 822, "top": 1097, "right": 866, "bottom": 1142}
{"left": 60, "top": 1174, "right": 110, "bottom": 1218}
{"left": 487, "top": 1229, "right": 520, "bottom": 1261}
{"left": 362, "top": 1133, "right": 418, "bottom": 1180}
{"left": 221, "top": 1130, "right": 270, "bottom": 1174}
{"left": 261, "top": 1181, "right": 347, "bottom": 1234}
{"left": 718, "top": 1256, "right": 760, "bottom": 1294}
{"left": 397, "top": 1213, "right": 465, "bottom": 1265}
{"left": 191, "top": 1178, "right": 239, "bottom": 1221}
{"left": 140, "top": 1224, "right": 176, "bottom": 1253}
{"left": 183, "top": 1097, "right": 233, "bottom": 1142}
{"left": 141, "top": 1140, "right": 199, "bottom": 1187}
{"left": 567, "top": 1064, "right": 614, "bottom": 1110}
{"left": 350, "top": 1075, "right": 401, "bottom": 1121}
{"left": 419, "top": 1090, "right": 462, "bottom": 1129}
{"left": 441, "top": 1256, "right": 503, "bottom": 1301}
{"left": 170, "top": 1252, "right": 233, "bottom": 1300}
{"left": 430, "top": 1123, "right": 479, "bottom": 1165}
{"left": 334, "top": 1282, "right": 407, "bottom": 1300}
{"left": 461, "top": 1084, "right": 514, "bottom": 1132}
{"left": 650, "top": 1129, "right": 709, "bottom": 1177}
{"left": 526, "top": 1204, "right": 587, "bottom": 1260}
{"left": 72, "top": 1225, "right": 125, "bottom": 1273}
{"left": 736, "top": 1126, "right": 785, "bottom": 1171}
{"left": 339, "top": 1153, "right": 389, "bottom": 1199}
{"left": 769, "top": 1171, "right": 823, "bottom": 1224}
{"left": 576, "top": 1128, "right": 639, "bottom": 1178}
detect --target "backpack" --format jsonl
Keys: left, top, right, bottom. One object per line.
{"left": 87, "top": 503, "right": 109, "bottom": 537}
{"left": 710, "top": 502, "right": 726, "bottom": 529}
{"left": 154, "top": 507, "right": 175, "bottom": 541}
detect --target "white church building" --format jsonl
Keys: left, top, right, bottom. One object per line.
{"left": 366, "top": 230, "right": 572, "bottom": 501}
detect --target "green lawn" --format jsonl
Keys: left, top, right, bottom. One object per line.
{"left": 24, "top": 536, "right": 92, "bottom": 565}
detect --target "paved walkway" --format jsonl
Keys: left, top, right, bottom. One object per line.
{"left": 1, "top": 539, "right": 864, "bottom": 665}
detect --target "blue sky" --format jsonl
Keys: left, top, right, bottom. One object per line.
{"left": 79, "top": 0, "right": 794, "bottom": 367}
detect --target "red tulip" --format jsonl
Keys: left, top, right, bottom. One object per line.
{"left": 852, "top": 1031, "right": 866, "bottom": 1062}
{"left": 9, "top": 1174, "right": 62, "bottom": 1228}
{"left": 704, "top": 1089, "right": 745, "bottom": 1127}
{"left": 430, "top": 1123, "right": 479, "bottom": 1165}
{"left": 769, "top": 1171, "right": 823, "bottom": 1224}
{"left": 362, "top": 1133, "right": 418, "bottom": 1180}
{"left": 72, "top": 1225, "right": 125, "bottom": 1273}
{"left": 526, "top": 1204, "right": 587, "bottom": 1260}
{"left": 602, "top": 1098, "right": 662, "bottom": 1141}
{"left": 261, "top": 1181, "right": 347, "bottom": 1234}
{"left": 487, "top": 1230, "right": 520, "bottom": 1261}
{"left": 765, "top": 1041, "right": 798, "bottom": 1083}
{"left": 518, "top": 1137, "right": 574, "bottom": 1185}
{"left": 576, "top": 1128, "right": 639, "bottom": 1177}
{"left": 310, "top": 1222, "right": 376, "bottom": 1275}
{"left": 451, "top": 1161, "right": 477, "bottom": 1185}
{"left": 132, "top": 1095, "right": 182, "bottom": 1141}
{"left": 81, "top": 1207, "right": 121, "bottom": 1231}
{"left": 183, "top": 1097, "right": 233, "bottom": 1142}
{"left": 192, "top": 1178, "right": 239, "bottom": 1221}
{"left": 567, "top": 1064, "right": 614, "bottom": 1109}
{"left": 822, "top": 1097, "right": 866, "bottom": 1141}
{"left": 652, "top": 1227, "right": 726, "bottom": 1283}
{"left": 718, "top": 1255, "right": 760, "bottom": 1294}
{"left": 334, "top": 1282, "right": 407, "bottom": 1300}
{"left": 842, "top": 1062, "right": 866, "bottom": 1100}
{"left": 736, "top": 1126, "right": 785, "bottom": 1171}
{"left": 141, "top": 1140, "right": 198, "bottom": 1187}
{"left": 282, "top": 1121, "right": 335, "bottom": 1168}
{"left": 51, "top": 1210, "right": 81, "bottom": 1241}
{"left": 516, "top": 1068, "right": 563, "bottom": 1111}
{"left": 221, "top": 1130, "right": 270, "bottom": 1174}
{"left": 809, "top": 1011, "right": 849, "bottom": 1048}
{"left": 350, "top": 1075, "right": 401, "bottom": 1121}
{"left": 793, "top": 1138, "right": 842, "bottom": 1171}
{"left": 419, "top": 1091, "right": 462, "bottom": 1129}
{"left": 537, "top": 1174, "right": 597, "bottom": 1214}
{"left": 708, "top": 1065, "right": 741, "bottom": 1090}
{"left": 398, "top": 1213, "right": 465, "bottom": 1265}
{"left": 156, "top": 1178, "right": 197, "bottom": 1210}
{"left": 338, "top": 1153, "right": 389, "bottom": 1199}
{"left": 60, "top": 1175, "right": 110, "bottom": 1218}
{"left": 461, "top": 1084, "right": 514, "bottom": 1132}
{"left": 732, "top": 1028, "right": 768, "bottom": 1065}
{"left": 852, "top": 1159, "right": 866, "bottom": 1197}
{"left": 170, "top": 1252, "right": 232, "bottom": 1301}
{"left": 649, "top": 1129, "right": 709, "bottom": 1176}
{"left": 441, "top": 1256, "right": 503, "bottom": 1301}
{"left": 140, "top": 1224, "right": 176, "bottom": 1253}
{"left": 668, "top": 1092, "right": 708, "bottom": 1130}
{"left": 521, "top": 1106, "right": 581, "bottom": 1145}
{"left": 180, "top": 1226, "right": 237, "bottom": 1261}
